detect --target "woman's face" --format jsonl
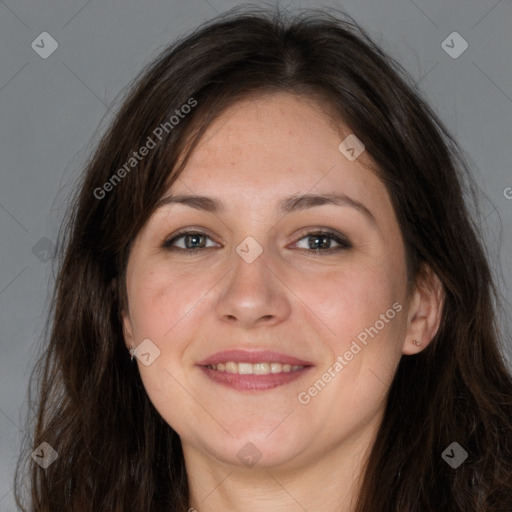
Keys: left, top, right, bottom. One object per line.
{"left": 122, "top": 92, "right": 416, "bottom": 470}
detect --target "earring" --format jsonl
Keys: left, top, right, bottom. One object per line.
{"left": 412, "top": 339, "right": 422, "bottom": 346}
{"left": 129, "top": 345, "right": 136, "bottom": 361}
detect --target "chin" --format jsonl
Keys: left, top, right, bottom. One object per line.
{"left": 195, "top": 427, "right": 311, "bottom": 470}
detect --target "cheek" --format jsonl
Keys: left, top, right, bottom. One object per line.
{"left": 296, "top": 264, "right": 405, "bottom": 427}
{"left": 128, "top": 262, "right": 214, "bottom": 341}
{"left": 297, "top": 260, "right": 406, "bottom": 401}
{"left": 298, "top": 259, "right": 403, "bottom": 343}
{"left": 126, "top": 264, "right": 211, "bottom": 423}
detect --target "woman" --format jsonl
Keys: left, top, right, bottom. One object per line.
{"left": 15, "top": 7, "right": 512, "bottom": 511}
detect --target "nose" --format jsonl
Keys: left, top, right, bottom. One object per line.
{"left": 215, "top": 246, "right": 292, "bottom": 329}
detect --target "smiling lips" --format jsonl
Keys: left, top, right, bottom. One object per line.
{"left": 196, "top": 349, "right": 314, "bottom": 391}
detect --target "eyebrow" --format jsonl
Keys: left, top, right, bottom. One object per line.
{"left": 154, "top": 192, "right": 377, "bottom": 225}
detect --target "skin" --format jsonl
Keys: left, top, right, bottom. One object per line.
{"left": 122, "top": 92, "right": 444, "bottom": 512}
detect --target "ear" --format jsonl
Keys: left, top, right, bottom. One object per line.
{"left": 402, "top": 263, "right": 444, "bottom": 355}
{"left": 121, "top": 308, "right": 135, "bottom": 351}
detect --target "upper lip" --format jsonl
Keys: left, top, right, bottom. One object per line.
{"left": 196, "top": 349, "right": 314, "bottom": 367}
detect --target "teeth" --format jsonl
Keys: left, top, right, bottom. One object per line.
{"left": 238, "top": 362, "right": 253, "bottom": 375}
{"left": 254, "top": 363, "right": 270, "bottom": 375}
{"left": 205, "top": 362, "right": 305, "bottom": 374}
{"left": 225, "top": 362, "right": 237, "bottom": 373}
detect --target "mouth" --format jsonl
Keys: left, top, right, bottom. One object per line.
{"left": 196, "top": 349, "right": 314, "bottom": 391}
{"left": 204, "top": 361, "right": 306, "bottom": 374}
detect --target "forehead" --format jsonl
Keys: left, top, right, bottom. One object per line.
{"left": 166, "top": 93, "right": 392, "bottom": 218}
{"left": 163, "top": 93, "right": 392, "bottom": 226}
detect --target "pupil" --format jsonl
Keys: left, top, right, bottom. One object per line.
{"left": 310, "top": 235, "right": 329, "bottom": 250}
{"left": 185, "top": 234, "right": 204, "bottom": 249}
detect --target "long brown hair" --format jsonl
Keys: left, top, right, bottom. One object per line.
{"left": 15, "top": 6, "right": 512, "bottom": 511}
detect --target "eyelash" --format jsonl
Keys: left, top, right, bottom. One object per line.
{"left": 162, "top": 229, "right": 352, "bottom": 256}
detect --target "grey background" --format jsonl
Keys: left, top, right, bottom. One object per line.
{"left": 0, "top": 0, "right": 511, "bottom": 509}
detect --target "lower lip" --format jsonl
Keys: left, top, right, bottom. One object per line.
{"left": 198, "top": 365, "right": 313, "bottom": 391}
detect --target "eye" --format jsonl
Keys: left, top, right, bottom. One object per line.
{"left": 162, "top": 228, "right": 351, "bottom": 255}
{"left": 292, "top": 229, "right": 352, "bottom": 255}
{"left": 162, "top": 231, "right": 220, "bottom": 252}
